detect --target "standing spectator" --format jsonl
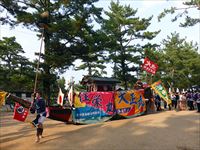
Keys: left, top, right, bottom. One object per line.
{"left": 164, "top": 100, "right": 167, "bottom": 109}
{"left": 196, "top": 91, "right": 200, "bottom": 112}
{"left": 186, "top": 91, "right": 194, "bottom": 110}
{"left": 155, "top": 94, "right": 161, "bottom": 111}
{"left": 178, "top": 92, "right": 187, "bottom": 110}
{"left": 144, "top": 87, "right": 154, "bottom": 113}
{"left": 178, "top": 93, "right": 182, "bottom": 111}
{"left": 182, "top": 92, "right": 187, "bottom": 110}
{"left": 190, "top": 91, "right": 195, "bottom": 110}
{"left": 171, "top": 93, "right": 176, "bottom": 109}
{"left": 193, "top": 90, "right": 198, "bottom": 110}
{"left": 174, "top": 92, "right": 179, "bottom": 110}
{"left": 163, "top": 100, "right": 171, "bottom": 110}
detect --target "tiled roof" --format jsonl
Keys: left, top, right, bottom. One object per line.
{"left": 81, "top": 76, "right": 120, "bottom": 84}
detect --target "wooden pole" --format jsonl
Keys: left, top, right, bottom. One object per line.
{"left": 145, "top": 72, "right": 148, "bottom": 84}
{"left": 33, "top": 28, "right": 44, "bottom": 93}
{"left": 150, "top": 74, "right": 153, "bottom": 85}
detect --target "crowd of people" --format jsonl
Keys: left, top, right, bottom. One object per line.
{"left": 155, "top": 90, "right": 200, "bottom": 113}
{"left": 133, "top": 79, "right": 200, "bottom": 113}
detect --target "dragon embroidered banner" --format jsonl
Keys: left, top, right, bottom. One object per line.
{"left": 114, "top": 90, "right": 146, "bottom": 118}
{"left": 73, "top": 92, "right": 115, "bottom": 124}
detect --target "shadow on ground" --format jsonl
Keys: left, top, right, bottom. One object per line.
{"left": 0, "top": 111, "right": 199, "bottom": 150}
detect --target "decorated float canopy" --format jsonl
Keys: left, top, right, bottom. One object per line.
{"left": 81, "top": 76, "right": 121, "bottom": 92}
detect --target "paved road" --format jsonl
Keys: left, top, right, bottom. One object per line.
{"left": 0, "top": 110, "right": 199, "bottom": 150}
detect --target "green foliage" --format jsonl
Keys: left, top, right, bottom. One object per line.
{"left": 102, "top": 1, "right": 159, "bottom": 89}
{"left": 0, "top": 0, "right": 103, "bottom": 98}
{"left": 156, "top": 32, "right": 200, "bottom": 89}
{"left": 57, "top": 77, "right": 66, "bottom": 90}
{"left": 74, "top": 30, "right": 107, "bottom": 76}
{"left": 158, "top": 0, "right": 200, "bottom": 27}
{"left": 158, "top": 7, "right": 176, "bottom": 22}
{"left": 0, "top": 37, "right": 35, "bottom": 91}
{"left": 180, "top": 16, "right": 200, "bottom": 27}
{"left": 1, "top": 0, "right": 198, "bottom": 94}
{"left": 74, "top": 83, "right": 87, "bottom": 92}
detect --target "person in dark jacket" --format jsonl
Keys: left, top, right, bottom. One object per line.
{"left": 174, "top": 92, "right": 179, "bottom": 109}
{"left": 155, "top": 94, "right": 161, "bottom": 111}
{"left": 196, "top": 91, "right": 200, "bottom": 112}
{"left": 186, "top": 91, "right": 195, "bottom": 110}
{"left": 30, "top": 91, "right": 46, "bottom": 143}
{"left": 144, "top": 87, "right": 154, "bottom": 113}
{"left": 193, "top": 90, "right": 199, "bottom": 112}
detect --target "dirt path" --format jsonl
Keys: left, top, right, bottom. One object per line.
{"left": 0, "top": 110, "right": 199, "bottom": 150}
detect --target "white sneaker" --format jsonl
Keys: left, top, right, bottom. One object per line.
{"left": 39, "top": 135, "right": 44, "bottom": 138}
{"left": 35, "top": 137, "right": 40, "bottom": 143}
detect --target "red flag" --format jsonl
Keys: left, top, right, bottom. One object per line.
{"left": 142, "top": 57, "right": 158, "bottom": 74}
{"left": 13, "top": 103, "right": 29, "bottom": 122}
{"left": 57, "top": 88, "right": 64, "bottom": 106}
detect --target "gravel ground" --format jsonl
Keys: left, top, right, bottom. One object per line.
{"left": 0, "top": 110, "right": 199, "bottom": 150}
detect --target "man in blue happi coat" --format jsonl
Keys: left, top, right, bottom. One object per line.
{"left": 30, "top": 91, "right": 46, "bottom": 143}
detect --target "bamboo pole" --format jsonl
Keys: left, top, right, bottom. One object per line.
{"left": 33, "top": 28, "right": 44, "bottom": 93}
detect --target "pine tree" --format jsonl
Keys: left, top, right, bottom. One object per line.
{"left": 158, "top": 0, "right": 200, "bottom": 27}
{"left": 0, "top": 37, "right": 35, "bottom": 91}
{"left": 0, "top": 0, "right": 102, "bottom": 99}
{"left": 102, "top": 1, "right": 160, "bottom": 89}
{"left": 158, "top": 32, "right": 200, "bottom": 89}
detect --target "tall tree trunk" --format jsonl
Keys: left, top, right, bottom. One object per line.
{"left": 43, "top": 1, "right": 51, "bottom": 105}
{"left": 120, "top": 41, "right": 128, "bottom": 90}
{"left": 43, "top": 29, "right": 51, "bottom": 105}
{"left": 43, "top": 64, "right": 51, "bottom": 105}
{"left": 121, "top": 60, "right": 127, "bottom": 90}
{"left": 88, "top": 62, "right": 92, "bottom": 76}
{"left": 113, "top": 50, "right": 117, "bottom": 78}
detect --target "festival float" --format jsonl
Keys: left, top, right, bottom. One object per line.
{"left": 1, "top": 75, "right": 155, "bottom": 124}
{"left": 71, "top": 76, "right": 149, "bottom": 124}
{"left": 1, "top": 57, "right": 171, "bottom": 125}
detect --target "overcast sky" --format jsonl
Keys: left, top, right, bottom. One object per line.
{"left": 0, "top": 0, "right": 199, "bottom": 87}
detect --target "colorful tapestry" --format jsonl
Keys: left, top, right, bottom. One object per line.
{"left": 151, "top": 80, "right": 172, "bottom": 105}
{"left": 114, "top": 90, "right": 146, "bottom": 118}
{"left": 73, "top": 92, "right": 115, "bottom": 124}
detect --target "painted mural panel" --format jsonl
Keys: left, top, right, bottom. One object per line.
{"left": 73, "top": 92, "right": 115, "bottom": 124}
{"left": 114, "top": 90, "right": 146, "bottom": 117}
